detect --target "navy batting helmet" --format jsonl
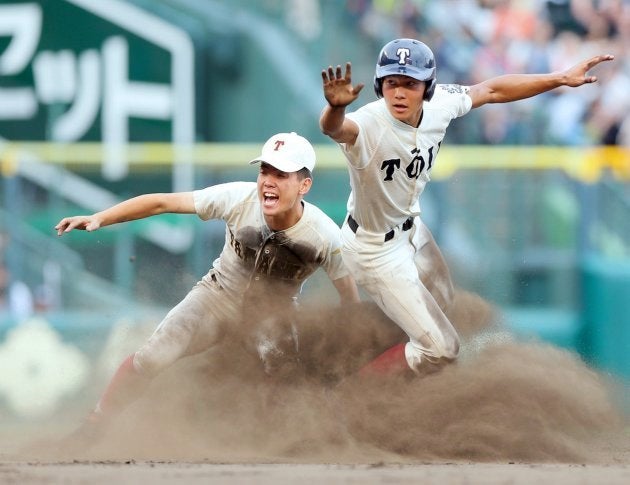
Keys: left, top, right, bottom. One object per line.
{"left": 373, "top": 38, "right": 437, "bottom": 101}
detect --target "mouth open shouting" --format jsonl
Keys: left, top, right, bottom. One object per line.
{"left": 263, "top": 191, "right": 280, "bottom": 210}
{"left": 256, "top": 162, "right": 310, "bottom": 231}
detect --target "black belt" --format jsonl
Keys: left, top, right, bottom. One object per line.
{"left": 347, "top": 214, "right": 413, "bottom": 242}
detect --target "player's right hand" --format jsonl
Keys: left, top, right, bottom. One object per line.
{"left": 322, "top": 62, "right": 364, "bottom": 108}
{"left": 55, "top": 215, "right": 101, "bottom": 236}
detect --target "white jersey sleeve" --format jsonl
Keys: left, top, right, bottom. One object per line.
{"left": 193, "top": 181, "right": 256, "bottom": 221}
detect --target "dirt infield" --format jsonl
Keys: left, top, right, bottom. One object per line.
{"left": 1, "top": 461, "right": 629, "bottom": 484}
{"left": 2, "top": 292, "right": 629, "bottom": 483}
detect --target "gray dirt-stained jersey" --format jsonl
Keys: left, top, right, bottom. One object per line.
{"left": 340, "top": 84, "right": 473, "bottom": 233}
{"left": 193, "top": 182, "right": 348, "bottom": 302}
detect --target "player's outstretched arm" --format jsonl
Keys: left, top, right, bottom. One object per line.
{"left": 320, "top": 62, "right": 363, "bottom": 144}
{"left": 55, "top": 192, "right": 195, "bottom": 236}
{"left": 468, "top": 54, "right": 615, "bottom": 108}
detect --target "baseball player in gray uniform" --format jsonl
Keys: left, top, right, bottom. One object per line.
{"left": 55, "top": 132, "right": 359, "bottom": 442}
{"left": 320, "top": 38, "right": 613, "bottom": 377}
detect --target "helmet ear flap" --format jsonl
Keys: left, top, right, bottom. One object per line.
{"left": 424, "top": 79, "right": 436, "bottom": 101}
{"left": 373, "top": 76, "right": 383, "bottom": 98}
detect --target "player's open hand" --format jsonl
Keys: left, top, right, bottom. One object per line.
{"left": 55, "top": 215, "right": 101, "bottom": 236}
{"left": 564, "top": 54, "right": 614, "bottom": 87}
{"left": 322, "top": 62, "right": 364, "bottom": 108}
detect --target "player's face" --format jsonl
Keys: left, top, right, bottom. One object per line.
{"left": 257, "top": 163, "right": 311, "bottom": 230}
{"left": 381, "top": 75, "right": 426, "bottom": 127}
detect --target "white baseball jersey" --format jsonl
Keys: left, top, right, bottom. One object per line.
{"left": 194, "top": 181, "right": 348, "bottom": 302}
{"left": 335, "top": 84, "right": 472, "bottom": 371}
{"left": 341, "top": 84, "right": 472, "bottom": 233}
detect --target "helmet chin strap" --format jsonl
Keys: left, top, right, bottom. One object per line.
{"left": 416, "top": 109, "right": 424, "bottom": 128}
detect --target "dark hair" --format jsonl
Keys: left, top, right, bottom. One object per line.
{"left": 259, "top": 162, "right": 312, "bottom": 180}
{"left": 297, "top": 167, "right": 312, "bottom": 180}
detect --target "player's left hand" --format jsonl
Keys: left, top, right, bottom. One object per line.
{"left": 322, "top": 62, "right": 364, "bottom": 108}
{"left": 564, "top": 54, "right": 614, "bottom": 87}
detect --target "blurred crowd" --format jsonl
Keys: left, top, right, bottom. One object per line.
{"left": 343, "top": 0, "right": 630, "bottom": 146}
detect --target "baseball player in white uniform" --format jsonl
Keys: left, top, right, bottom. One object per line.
{"left": 320, "top": 38, "right": 613, "bottom": 376}
{"left": 55, "top": 132, "right": 359, "bottom": 443}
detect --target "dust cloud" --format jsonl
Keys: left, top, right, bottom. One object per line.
{"left": 16, "top": 290, "right": 629, "bottom": 464}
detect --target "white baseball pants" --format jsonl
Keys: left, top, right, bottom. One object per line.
{"left": 340, "top": 215, "right": 460, "bottom": 371}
